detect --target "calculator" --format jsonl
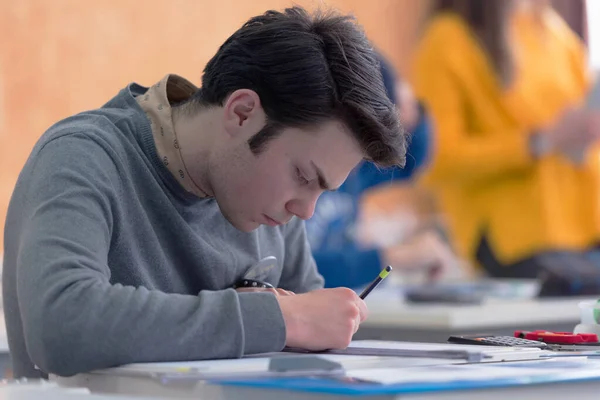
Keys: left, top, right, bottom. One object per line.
{"left": 448, "top": 335, "right": 549, "bottom": 348}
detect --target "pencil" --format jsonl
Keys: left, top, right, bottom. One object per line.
{"left": 359, "top": 265, "right": 392, "bottom": 300}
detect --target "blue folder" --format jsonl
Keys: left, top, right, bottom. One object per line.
{"left": 211, "top": 361, "right": 600, "bottom": 396}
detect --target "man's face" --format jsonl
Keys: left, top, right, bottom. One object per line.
{"left": 210, "top": 120, "right": 364, "bottom": 232}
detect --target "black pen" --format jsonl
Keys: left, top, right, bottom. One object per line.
{"left": 359, "top": 265, "right": 392, "bottom": 300}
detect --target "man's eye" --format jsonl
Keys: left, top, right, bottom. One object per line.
{"left": 296, "top": 168, "right": 310, "bottom": 185}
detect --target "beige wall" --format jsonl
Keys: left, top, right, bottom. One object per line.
{"left": 0, "top": 0, "right": 429, "bottom": 250}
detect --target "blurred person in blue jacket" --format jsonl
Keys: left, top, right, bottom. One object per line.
{"left": 306, "top": 53, "right": 456, "bottom": 289}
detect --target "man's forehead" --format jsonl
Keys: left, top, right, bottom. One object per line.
{"left": 272, "top": 120, "right": 363, "bottom": 167}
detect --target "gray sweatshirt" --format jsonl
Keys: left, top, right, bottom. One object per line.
{"left": 2, "top": 82, "right": 324, "bottom": 378}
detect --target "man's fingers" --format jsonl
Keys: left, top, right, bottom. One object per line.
{"left": 353, "top": 313, "right": 361, "bottom": 334}
{"left": 356, "top": 297, "right": 369, "bottom": 322}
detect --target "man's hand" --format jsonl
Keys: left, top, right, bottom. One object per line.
{"left": 276, "top": 288, "right": 368, "bottom": 351}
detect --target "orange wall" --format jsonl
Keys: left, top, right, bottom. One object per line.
{"left": 0, "top": 0, "right": 429, "bottom": 251}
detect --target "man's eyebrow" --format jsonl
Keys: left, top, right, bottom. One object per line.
{"left": 311, "top": 161, "right": 339, "bottom": 191}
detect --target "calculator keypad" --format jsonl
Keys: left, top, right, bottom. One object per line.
{"left": 480, "top": 336, "right": 547, "bottom": 347}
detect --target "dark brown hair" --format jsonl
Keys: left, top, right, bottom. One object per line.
{"left": 434, "top": 0, "right": 515, "bottom": 86}
{"left": 185, "top": 6, "right": 406, "bottom": 168}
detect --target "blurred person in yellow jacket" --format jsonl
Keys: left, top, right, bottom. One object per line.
{"left": 410, "top": 0, "right": 600, "bottom": 278}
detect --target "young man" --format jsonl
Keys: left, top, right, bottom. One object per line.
{"left": 2, "top": 7, "right": 406, "bottom": 378}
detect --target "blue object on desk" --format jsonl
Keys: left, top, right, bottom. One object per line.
{"left": 213, "top": 367, "right": 600, "bottom": 396}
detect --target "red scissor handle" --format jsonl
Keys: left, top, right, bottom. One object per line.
{"left": 515, "top": 330, "right": 598, "bottom": 344}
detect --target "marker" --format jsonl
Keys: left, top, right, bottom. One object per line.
{"left": 359, "top": 265, "right": 392, "bottom": 300}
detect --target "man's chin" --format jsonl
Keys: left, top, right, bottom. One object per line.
{"left": 237, "top": 222, "right": 261, "bottom": 233}
{"left": 224, "top": 215, "right": 260, "bottom": 233}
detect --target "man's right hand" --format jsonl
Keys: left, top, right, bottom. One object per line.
{"left": 276, "top": 288, "right": 368, "bottom": 351}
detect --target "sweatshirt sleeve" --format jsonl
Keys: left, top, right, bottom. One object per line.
{"left": 15, "top": 133, "right": 286, "bottom": 377}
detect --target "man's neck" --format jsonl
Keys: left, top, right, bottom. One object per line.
{"left": 172, "top": 106, "right": 219, "bottom": 198}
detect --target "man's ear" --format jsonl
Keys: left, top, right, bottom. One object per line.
{"left": 222, "top": 89, "right": 266, "bottom": 138}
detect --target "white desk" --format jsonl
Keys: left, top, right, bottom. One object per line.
{"left": 52, "top": 346, "right": 600, "bottom": 400}
{"left": 0, "top": 382, "right": 156, "bottom": 400}
{"left": 51, "top": 340, "right": 551, "bottom": 399}
{"left": 0, "top": 393, "right": 149, "bottom": 400}
{"left": 356, "top": 289, "right": 593, "bottom": 342}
